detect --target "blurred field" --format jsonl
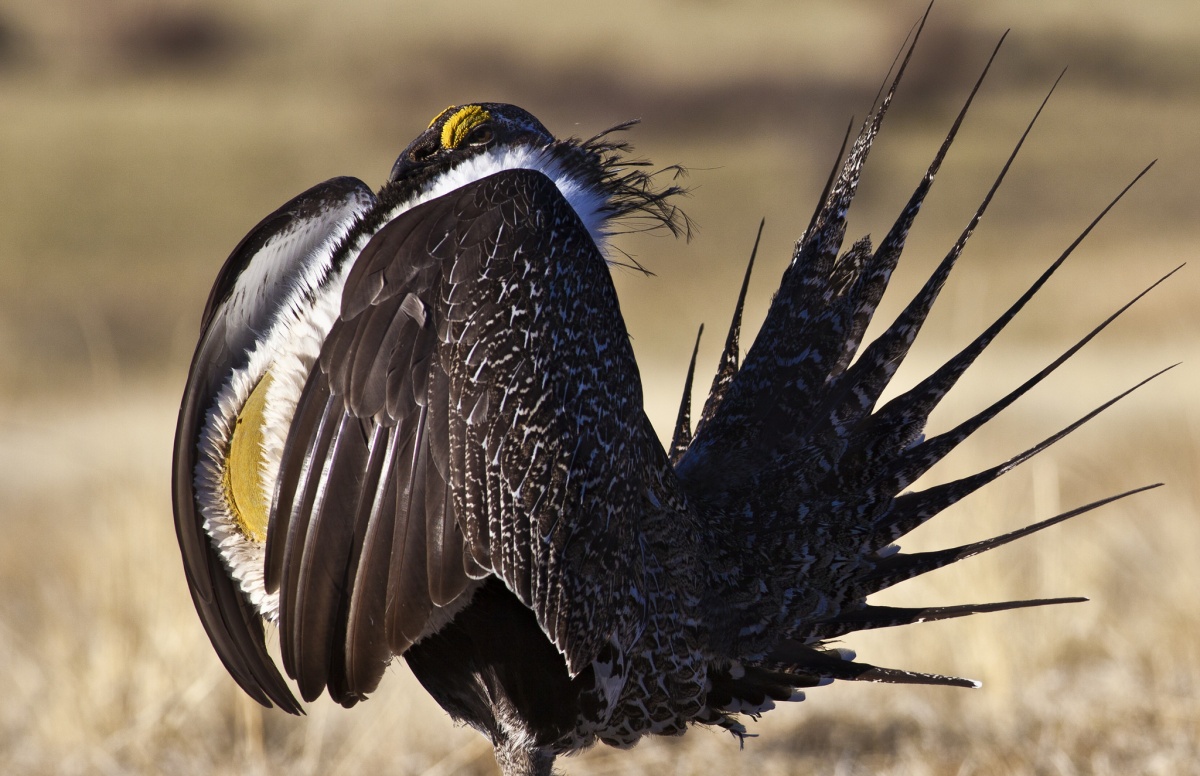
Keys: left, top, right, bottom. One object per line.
{"left": 1, "top": 1, "right": 1198, "bottom": 773}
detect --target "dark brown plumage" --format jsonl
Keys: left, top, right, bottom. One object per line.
{"left": 172, "top": 12, "right": 1167, "bottom": 776}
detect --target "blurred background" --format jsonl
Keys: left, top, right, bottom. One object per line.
{"left": 0, "top": 0, "right": 1196, "bottom": 773}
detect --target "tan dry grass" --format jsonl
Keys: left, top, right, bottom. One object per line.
{"left": 1, "top": 362, "right": 1196, "bottom": 774}
{"left": 0, "top": 0, "right": 1197, "bottom": 773}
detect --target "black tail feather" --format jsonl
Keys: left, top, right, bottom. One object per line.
{"left": 801, "top": 119, "right": 854, "bottom": 248}
{"left": 764, "top": 640, "right": 980, "bottom": 689}
{"left": 856, "top": 162, "right": 1161, "bottom": 497}
{"left": 861, "top": 484, "right": 1162, "bottom": 592}
{"left": 875, "top": 270, "right": 1178, "bottom": 501}
{"left": 758, "top": 12, "right": 927, "bottom": 369}
{"left": 847, "top": 666, "right": 980, "bottom": 689}
{"left": 831, "top": 69, "right": 1065, "bottom": 461}
{"left": 678, "top": 17, "right": 934, "bottom": 495}
{"left": 694, "top": 219, "right": 764, "bottom": 437}
{"left": 670, "top": 325, "right": 704, "bottom": 464}
{"left": 809, "top": 597, "right": 1086, "bottom": 641}
{"left": 745, "top": 37, "right": 1012, "bottom": 484}
{"left": 872, "top": 359, "right": 1177, "bottom": 550}
{"left": 825, "top": 31, "right": 1009, "bottom": 386}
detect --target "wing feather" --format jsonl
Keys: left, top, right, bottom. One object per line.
{"left": 343, "top": 423, "right": 395, "bottom": 693}
{"left": 173, "top": 176, "right": 376, "bottom": 713}
{"left": 385, "top": 407, "right": 434, "bottom": 652}
{"left": 269, "top": 168, "right": 649, "bottom": 702}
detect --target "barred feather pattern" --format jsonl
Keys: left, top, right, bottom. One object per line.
{"left": 433, "top": 175, "right": 712, "bottom": 747}
{"left": 671, "top": 27, "right": 1164, "bottom": 700}
{"left": 176, "top": 12, "right": 1169, "bottom": 773}
{"left": 435, "top": 172, "right": 706, "bottom": 689}
{"left": 270, "top": 168, "right": 714, "bottom": 747}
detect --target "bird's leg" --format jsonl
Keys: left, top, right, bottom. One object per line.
{"left": 494, "top": 743, "right": 556, "bottom": 776}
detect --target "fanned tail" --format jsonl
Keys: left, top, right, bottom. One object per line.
{"left": 671, "top": 13, "right": 1167, "bottom": 727}
{"left": 676, "top": 19, "right": 999, "bottom": 505}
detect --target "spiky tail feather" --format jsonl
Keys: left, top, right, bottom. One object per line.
{"left": 673, "top": 14, "right": 1166, "bottom": 719}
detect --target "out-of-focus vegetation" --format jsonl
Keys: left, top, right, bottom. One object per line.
{"left": 0, "top": 1, "right": 1197, "bottom": 773}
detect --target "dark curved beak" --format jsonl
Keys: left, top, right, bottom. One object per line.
{"left": 389, "top": 129, "right": 440, "bottom": 182}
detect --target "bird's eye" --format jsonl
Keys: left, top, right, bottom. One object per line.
{"left": 465, "top": 123, "right": 494, "bottom": 146}
{"left": 411, "top": 143, "right": 437, "bottom": 162}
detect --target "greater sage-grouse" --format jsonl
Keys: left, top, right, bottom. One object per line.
{"left": 172, "top": 18, "right": 1166, "bottom": 776}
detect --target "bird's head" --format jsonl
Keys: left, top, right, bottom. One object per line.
{"left": 388, "top": 103, "right": 554, "bottom": 187}
{"left": 384, "top": 102, "right": 690, "bottom": 242}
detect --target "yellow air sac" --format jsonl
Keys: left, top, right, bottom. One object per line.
{"left": 224, "top": 372, "right": 272, "bottom": 542}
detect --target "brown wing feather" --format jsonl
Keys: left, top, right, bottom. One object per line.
{"left": 268, "top": 168, "right": 655, "bottom": 703}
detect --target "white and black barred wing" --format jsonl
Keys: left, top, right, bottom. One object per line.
{"left": 265, "top": 168, "right": 657, "bottom": 705}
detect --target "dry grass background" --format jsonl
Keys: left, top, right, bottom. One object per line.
{"left": 1, "top": 0, "right": 1198, "bottom": 773}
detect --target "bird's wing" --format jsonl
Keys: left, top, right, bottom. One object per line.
{"left": 267, "top": 168, "right": 651, "bottom": 705}
{"left": 173, "top": 176, "right": 376, "bottom": 713}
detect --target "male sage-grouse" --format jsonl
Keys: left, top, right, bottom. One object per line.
{"left": 172, "top": 16, "right": 1167, "bottom": 776}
